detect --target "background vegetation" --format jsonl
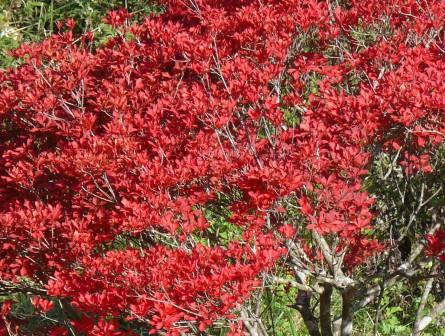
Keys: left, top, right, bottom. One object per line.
{"left": 0, "top": 0, "right": 161, "bottom": 67}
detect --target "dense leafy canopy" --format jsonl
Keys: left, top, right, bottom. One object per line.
{"left": 1, "top": 0, "right": 445, "bottom": 335}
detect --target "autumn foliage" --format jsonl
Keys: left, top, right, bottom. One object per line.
{"left": 1, "top": 0, "right": 445, "bottom": 335}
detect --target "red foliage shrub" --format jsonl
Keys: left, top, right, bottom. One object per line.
{"left": 1, "top": 0, "right": 445, "bottom": 334}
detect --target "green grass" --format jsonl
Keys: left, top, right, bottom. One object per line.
{"left": 0, "top": 0, "right": 163, "bottom": 67}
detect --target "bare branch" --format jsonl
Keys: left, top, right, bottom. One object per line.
{"left": 415, "top": 296, "right": 445, "bottom": 333}
{"left": 271, "top": 276, "right": 317, "bottom": 293}
{"left": 240, "top": 308, "right": 268, "bottom": 336}
{"left": 412, "top": 262, "right": 438, "bottom": 336}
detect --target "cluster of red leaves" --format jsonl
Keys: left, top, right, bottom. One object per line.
{"left": 1, "top": 0, "right": 445, "bottom": 334}
{"left": 426, "top": 230, "right": 445, "bottom": 262}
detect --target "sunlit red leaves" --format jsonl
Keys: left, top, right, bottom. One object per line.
{"left": 1, "top": 0, "right": 445, "bottom": 334}
{"left": 342, "top": 236, "right": 385, "bottom": 270}
{"left": 0, "top": 301, "right": 12, "bottom": 317}
{"left": 31, "top": 296, "right": 54, "bottom": 313}
{"left": 425, "top": 230, "right": 445, "bottom": 261}
{"left": 103, "top": 9, "right": 132, "bottom": 27}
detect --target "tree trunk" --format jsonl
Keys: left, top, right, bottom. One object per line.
{"left": 320, "top": 284, "right": 334, "bottom": 336}
{"left": 294, "top": 291, "right": 321, "bottom": 336}
{"left": 340, "top": 287, "right": 355, "bottom": 336}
